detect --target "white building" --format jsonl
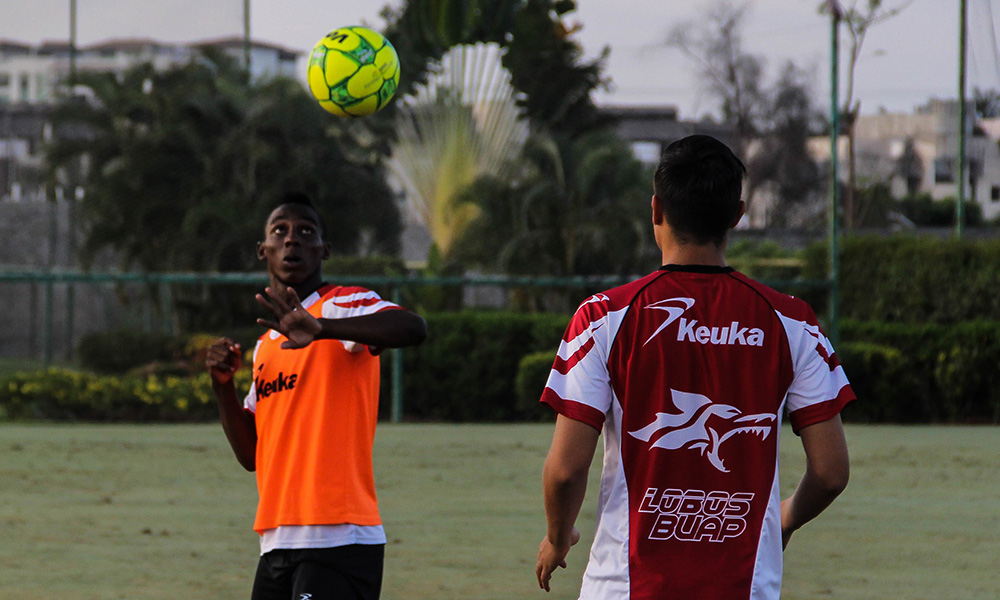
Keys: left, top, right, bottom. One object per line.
{"left": 0, "top": 36, "right": 299, "bottom": 105}
{"left": 0, "top": 37, "right": 300, "bottom": 203}
{"left": 808, "top": 99, "right": 1000, "bottom": 223}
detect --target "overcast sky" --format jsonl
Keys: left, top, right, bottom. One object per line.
{"left": 3, "top": 0, "right": 998, "bottom": 118}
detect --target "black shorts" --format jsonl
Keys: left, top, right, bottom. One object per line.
{"left": 250, "top": 544, "right": 384, "bottom": 600}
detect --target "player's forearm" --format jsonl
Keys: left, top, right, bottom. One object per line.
{"left": 785, "top": 416, "right": 850, "bottom": 536}
{"left": 316, "top": 310, "right": 427, "bottom": 348}
{"left": 213, "top": 379, "right": 257, "bottom": 471}
{"left": 783, "top": 465, "right": 848, "bottom": 534}
{"left": 543, "top": 416, "right": 600, "bottom": 546}
{"left": 543, "top": 461, "right": 589, "bottom": 546}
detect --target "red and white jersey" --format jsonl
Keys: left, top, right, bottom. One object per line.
{"left": 541, "top": 265, "right": 854, "bottom": 600}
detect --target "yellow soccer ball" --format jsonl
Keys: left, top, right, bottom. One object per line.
{"left": 306, "top": 26, "right": 400, "bottom": 117}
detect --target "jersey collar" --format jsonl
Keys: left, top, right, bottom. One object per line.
{"left": 299, "top": 284, "right": 335, "bottom": 309}
{"left": 659, "top": 264, "right": 735, "bottom": 274}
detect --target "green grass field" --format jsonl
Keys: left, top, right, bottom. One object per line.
{"left": 0, "top": 423, "right": 997, "bottom": 599}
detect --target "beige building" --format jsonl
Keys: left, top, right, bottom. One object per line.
{"left": 808, "top": 99, "right": 1000, "bottom": 222}
{"left": 0, "top": 37, "right": 299, "bottom": 105}
{"left": 0, "top": 37, "right": 299, "bottom": 203}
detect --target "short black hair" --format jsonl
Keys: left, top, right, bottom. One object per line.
{"left": 653, "top": 135, "right": 746, "bottom": 246}
{"left": 266, "top": 190, "right": 327, "bottom": 237}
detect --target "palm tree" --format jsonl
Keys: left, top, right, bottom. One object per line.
{"left": 386, "top": 42, "right": 528, "bottom": 268}
{"left": 456, "top": 128, "right": 653, "bottom": 278}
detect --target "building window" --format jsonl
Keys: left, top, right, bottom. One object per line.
{"left": 934, "top": 158, "right": 954, "bottom": 184}
{"left": 992, "top": 185, "right": 1000, "bottom": 202}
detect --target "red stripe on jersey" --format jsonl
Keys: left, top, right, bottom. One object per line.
{"left": 789, "top": 385, "right": 855, "bottom": 433}
{"left": 823, "top": 348, "right": 843, "bottom": 371}
{"left": 552, "top": 335, "right": 598, "bottom": 375}
{"left": 811, "top": 337, "right": 831, "bottom": 361}
{"left": 802, "top": 324, "right": 843, "bottom": 373}
{"left": 541, "top": 387, "right": 605, "bottom": 430}
{"left": 332, "top": 297, "right": 385, "bottom": 309}
{"left": 564, "top": 295, "right": 609, "bottom": 341}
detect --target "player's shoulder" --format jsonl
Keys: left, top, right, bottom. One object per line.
{"left": 727, "top": 271, "right": 817, "bottom": 322}
{"left": 319, "top": 284, "right": 373, "bottom": 299}
{"left": 319, "top": 284, "right": 389, "bottom": 306}
{"left": 565, "top": 273, "right": 660, "bottom": 333}
{"left": 318, "top": 284, "right": 404, "bottom": 318}
{"left": 589, "top": 271, "right": 665, "bottom": 309}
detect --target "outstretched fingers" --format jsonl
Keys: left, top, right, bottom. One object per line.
{"left": 256, "top": 316, "right": 280, "bottom": 331}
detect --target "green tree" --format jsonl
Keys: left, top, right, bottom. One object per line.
{"left": 380, "top": 0, "right": 607, "bottom": 138}
{"left": 748, "top": 62, "right": 826, "bottom": 227}
{"left": 45, "top": 49, "right": 400, "bottom": 273}
{"left": 387, "top": 42, "right": 528, "bottom": 269}
{"left": 454, "top": 129, "right": 653, "bottom": 283}
{"left": 502, "top": 0, "right": 610, "bottom": 136}
{"left": 378, "top": 0, "right": 617, "bottom": 280}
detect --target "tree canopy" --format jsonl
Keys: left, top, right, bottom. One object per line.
{"left": 45, "top": 49, "right": 400, "bottom": 272}
{"left": 454, "top": 129, "right": 653, "bottom": 278}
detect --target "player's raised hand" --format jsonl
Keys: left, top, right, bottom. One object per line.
{"left": 256, "top": 287, "right": 322, "bottom": 349}
{"left": 205, "top": 338, "right": 241, "bottom": 384}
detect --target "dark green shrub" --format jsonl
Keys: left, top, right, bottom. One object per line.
{"left": 727, "top": 240, "right": 803, "bottom": 281}
{"left": 897, "top": 194, "right": 982, "bottom": 226}
{"left": 841, "top": 320, "right": 1000, "bottom": 423}
{"left": 803, "top": 236, "right": 1000, "bottom": 323}
{"left": 515, "top": 351, "right": 558, "bottom": 422}
{"left": 77, "top": 330, "right": 185, "bottom": 374}
{"left": 401, "top": 312, "right": 568, "bottom": 421}
{"left": 0, "top": 367, "right": 252, "bottom": 422}
{"left": 322, "top": 254, "right": 407, "bottom": 277}
{"left": 838, "top": 342, "right": 924, "bottom": 423}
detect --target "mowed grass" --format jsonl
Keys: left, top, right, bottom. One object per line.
{"left": 0, "top": 423, "right": 997, "bottom": 600}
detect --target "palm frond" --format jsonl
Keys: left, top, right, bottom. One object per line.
{"left": 387, "top": 42, "right": 528, "bottom": 260}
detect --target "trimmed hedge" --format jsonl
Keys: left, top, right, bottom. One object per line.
{"left": 802, "top": 235, "right": 1000, "bottom": 323}
{"left": 4, "top": 313, "right": 998, "bottom": 424}
{"left": 515, "top": 351, "right": 558, "bottom": 422}
{"left": 1, "top": 334, "right": 254, "bottom": 421}
{"left": 77, "top": 330, "right": 185, "bottom": 374}
{"left": 0, "top": 368, "right": 253, "bottom": 422}
{"left": 400, "top": 312, "right": 568, "bottom": 421}
{"left": 839, "top": 320, "right": 1000, "bottom": 424}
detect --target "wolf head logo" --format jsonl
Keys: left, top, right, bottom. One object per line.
{"left": 629, "top": 389, "right": 776, "bottom": 473}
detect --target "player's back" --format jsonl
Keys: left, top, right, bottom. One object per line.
{"left": 545, "top": 265, "right": 847, "bottom": 600}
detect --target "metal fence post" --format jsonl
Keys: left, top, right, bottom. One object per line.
{"left": 390, "top": 285, "right": 404, "bottom": 423}
{"left": 828, "top": 4, "right": 842, "bottom": 349}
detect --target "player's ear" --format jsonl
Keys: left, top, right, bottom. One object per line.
{"left": 256, "top": 241, "right": 266, "bottom": 261}
{"left": 651, "top": 195, "right": 665, "bottom": 226}
{"left": 730, "top": 200, "right": 746, "bottom": 229}
{"left": 322, "top": 241, "right": 331, "bottom": 260}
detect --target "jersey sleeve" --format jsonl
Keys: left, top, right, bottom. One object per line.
{"left": 540, "top": 295, "right": 615, "bottom": 431}
{"left": 320, "top": 286, "right": 401, "bottom": 319}
{"left": 320, "top": 286, "right": 403, "bottom": 353}
{"left": 778, "top": 305, "right": 855, "bottom": 433}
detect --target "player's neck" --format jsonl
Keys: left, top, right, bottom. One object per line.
{"left": 654, "top": 220, "right": 729, "bottom": 268}
{"left": 269, "top": 274, "right": 325, "bottom": 302}
{"left": 659, "top": 239, "right": 728, "bottom": 268}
